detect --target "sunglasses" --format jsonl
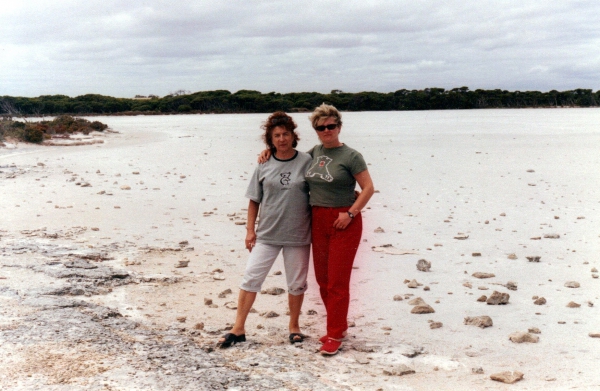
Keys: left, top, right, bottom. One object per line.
{"left": 271, "top": 117, "right": 290, "bottom": 126}
{"left": 314, "top": 124, "right": 338, "bottom": 131}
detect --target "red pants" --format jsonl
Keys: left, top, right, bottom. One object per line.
{"left": 311, "top": 206, "right": 362, "bottom": 339}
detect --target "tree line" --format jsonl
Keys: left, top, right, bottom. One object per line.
{"left": 1, "top": 87, "right": 599, "bottom": 116}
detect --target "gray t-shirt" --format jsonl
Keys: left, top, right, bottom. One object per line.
{"left": 305, "top": 144, "right": 368, "bottom": 207}
{"left": 246, "top": 151, "right": 312, "bottom": 246}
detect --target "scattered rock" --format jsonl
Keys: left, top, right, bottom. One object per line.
{"left": 430, "top": 322, "right": 443, "bottom": 329}
{"left": 194, "top": 322, "right": 204, "bottom": 330}
{"left": 175, "top": 260, "right": 189, "bottom": 268}
{"left": 261, "top": 311, "right": 279, "bottom": 318}
{"left": 566, "top": 301, "right": 581, "bottom": 308}
{"left": 477, "top": 295, "right": 487, "bottom": 302}
{"left": 472, "top": 367, "right": 484, "bottom": 374}
{"left": 393, "top": 295, "right": 403, "bottom": 301}
{"left": 487, "top": 291, "right": 510, "bottom": 305}
{"left": 534, "top": 297, "right": 547, "bottom": 305}
{"left": 176, "top": 316, "right": 187, "bottom": 323}
{"left": 505, "top": 281, "right": 518, "bottom": 291}
{"left": 374, "top": 227, "right": 385, "bottom": 233}
{"left": 273, "top": 270, "right": 282, "bottom": 275}
{"left": 526, "top": 256, "right": 541, "bottom": 262}
{"left": 120, "top": 185, "right": 131, "bottom": 190}
{"left": 416, "top": 259, "right": 431, "bottom": 272}
{"left": 592, "top": 267, "right": 598, "bottom": 273}
{"left": 261, "top": 287, "right": 285, "bottom": 295}
{"left": 408, "top": 297, "right": 426, "bottom": 306}
{"left": 509, "top": 332, "right": 539, "bottom": 343}
{"left": 528, "top": 327, "right": 541, "bottom": 334}
{"left": 411, "top": 305, "right": 435, "bottom": 314}
{"left": 383, "top": 364, "right": 415, "bottom": 376}
{"left": 204, "top": 298, "right": 213, "bottom": 306}
{"left": 564, "top": 281, "right": 580, "bottom": 288}
{"left": 463, "top": 282, "right": 472, "bottom": 289}
{"left": 472, "top": 272, "right": 495, "bottom": 279}
{"left": 423, "top": 286, "right": 430, "bottom": 291}
{"left": 507, "top": 253, "right": 517, "bottom": 260}
{"left": 543, "top": 234, "right": 560, "bottom": 239}
{"left": 490, "top": 371, "right": 524, "bottom": 384}
{"left": 307, "top": 309, "right": 317, "bottom": 315}
{"left": 589, "top": 333, "right": 600, "bottom": 338}
{"left": 218, "top": 289, "right": 232, "bottom": 298}
{"left": 464, "top": 316, "right": 493, "bottom": 328}
{"left": 472, "top": 252, "right": 481, "bottom": 257}
{"left": 407, "top": 279, "right": 421, "bottom": 288}
{"left": 454, "top": 234, "right": 469, "bottom": 240}
{"left": 224, "top": 302, "right": 237, "bottom": 310}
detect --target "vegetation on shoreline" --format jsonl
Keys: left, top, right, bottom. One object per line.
{"left": 0, "top": 115, "right": 108, "bottom": 144}
{"left": 1, "top": 87, "right": 599, "bottom": 116}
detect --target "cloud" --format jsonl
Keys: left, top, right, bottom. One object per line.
{"left": 1, "top": 0, "right": 599, "bottom": 97}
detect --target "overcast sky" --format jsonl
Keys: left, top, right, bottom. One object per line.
{"left": 1, "top": 1, "right": 599, "bottom": 98}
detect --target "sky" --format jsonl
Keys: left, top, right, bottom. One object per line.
{"left": 1, "top": 0, "right": 600, "bottom": 98}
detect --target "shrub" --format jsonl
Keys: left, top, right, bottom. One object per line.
{"left": 90, "top": 121, "right": 108, "bottom": 131}
{"left": 23, "top": 125, "right": 44, "bottom": 143}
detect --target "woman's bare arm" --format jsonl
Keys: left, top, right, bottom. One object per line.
{"left": 245, "top": 200, "right": 260, "bottom": 251}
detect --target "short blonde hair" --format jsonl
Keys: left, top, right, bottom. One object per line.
{"left": 309, "top": 103, "right": 343, "bottom": 129}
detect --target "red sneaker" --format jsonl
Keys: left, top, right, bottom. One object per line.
{"left": 320, "top": 338, "right": 342, "bottom": 355}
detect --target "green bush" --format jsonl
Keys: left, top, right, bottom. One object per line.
{"left": 23, "top": 125, "right": 44, "bottom": 143}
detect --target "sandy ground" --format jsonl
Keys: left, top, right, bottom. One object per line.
{"left": 1, "top": 112, "right": 600, "bottom": 390}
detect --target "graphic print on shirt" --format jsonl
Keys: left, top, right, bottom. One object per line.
{"left": 280, "top": 172, "right": 291, "bottom": 186}
{"left": 306, "top": 156, "right": 333, "bottom": 182}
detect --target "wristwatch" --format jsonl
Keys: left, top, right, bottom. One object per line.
{"left": 347, "top": 211, "right": 355, "bottom": 219}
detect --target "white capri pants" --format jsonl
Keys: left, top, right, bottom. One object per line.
{"left": 240, "top": 243, "right": 310, "bottom": 295}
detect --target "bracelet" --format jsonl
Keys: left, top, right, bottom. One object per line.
{"left": 347, "top": 211, "right": 355, "bottom": 219}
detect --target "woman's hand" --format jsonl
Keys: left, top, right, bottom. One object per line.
{"left": 245, "top": 230, "right": 257, "bottom": 252}
{"left": 333, "top": 212, "right": 353, "bottom": 230}
{"left": 257, "top": 149, "right": 271, "bottom": 164}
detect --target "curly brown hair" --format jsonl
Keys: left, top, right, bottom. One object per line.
{"left": 261, "top": 112, "right": 300, "bottom": 151}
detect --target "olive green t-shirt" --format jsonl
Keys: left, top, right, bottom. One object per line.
{"left": 305, "top": 144, "right": 368, "bottom": 207}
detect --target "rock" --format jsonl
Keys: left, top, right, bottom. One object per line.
{"left": 430, "top": 322, "right": 443, "bottom": 329}
{"left": 566, "top": 301, "right": 581, "bottom": 308}
{"left": 383, "top": 364, "right": 415, "bottom": 376}
{"left": 472, "top": 367, "right": 484, "bottom": 374}
{"left": 463, "top": 282, "right": 473, "bottom": 288}
{"left": 528, "top": 327, "right": 541, "bottom": 334}
{"left": 411, "top": 305, "right": 435, "bottom": 314}
{"left": 477, "top": 295, "right": 488, "bottom": 302}
{"left": 407, "top": 279, "right": 420, "bottom": 288}
{"left": 509, "top": 332, "right": 539, "bottom": 343}
{"left": 273, "top": 270, "right": 282, "bottom": 275}
{"left": 564, "top": 281, "right": 580, "bottom": 288}
{"left": 505, "top": 281, "right": 517, "bottom": 291}
{"left": 589, "top": 333, "right": 600, "bottom": 338}
{"left": 212, "top": 274, "right": 225, "bottom": 281}
{"left": 374, "top": 227, "right": 385, "bottom": 233}
{"left": 261, "top": 311, "right": 279, "bottom": 318}
{"left": 307, "top": 309, "right": 317, "bottom": 315}
{"left": 464, "top": 316, "right": 493, "bottom": 328}
{"left": 544, "top": 233, "right": 560, "bottom": 239}
{"left": 454, "top": 234, "right": 469, "bottom": 240}
{"left": 487, "top": 291, "right": 510, "bottom": 305}
{"left": 592, "top": 268, "right": 598, "bottom": 273}
{"left": 534, "top": 297, "right": 546, "bottom": 305}
{"left": 218, "top": 289, "right": 232, "bottom": 298}
{"left": 204, "top": 298, "right": 213, "bottom": 306}
{"left": 472, "top": 272, "right": 495, "bottom": 279}
{"left": 120, "top": 185, "right": 131, "bottom": 190}
{"left": 194, "top": 322, "right": 204, "bottom": 330}
{"left": 176, "top": 316, "right": 187, "bottom": 323}
{"left": 593, "top": 274, "right": 599, "bottom": 279}
{"left": 423, "top": 286, "right": 430, "bottom": 291}
{"left": 393, "top": 295, "right": 403, "bottom": 301}
{"left": 408, "top": 297, "right": 426, "bottom": 306}
{"left": 224, "top": 302, "right": 237, "bottom": 310}
{"left": 526, "top": 255, "right": 541, "bottom": 262}
{"left": 507, "top": 253, "right": 517, "bottom": 260}
{"left": 175, "top": 260, "right": 189, "bottom": 268}
{"left": 416, "top": 259, "right": 431, "bottom": 272}
{"left": 261, "top": 287, "right": 285, "bottom": 295}
{"left": 490, "top": 371, "right": 524, "bottom": 384}
{"left": 472, "top": 252, "right": 481, "bottom": 257}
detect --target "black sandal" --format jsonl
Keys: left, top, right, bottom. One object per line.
{"left": 217, "top": 333, "right": 246, "bottom": 348}
{"left": 289, "top": 333, "right": 308, "bottom": 344}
